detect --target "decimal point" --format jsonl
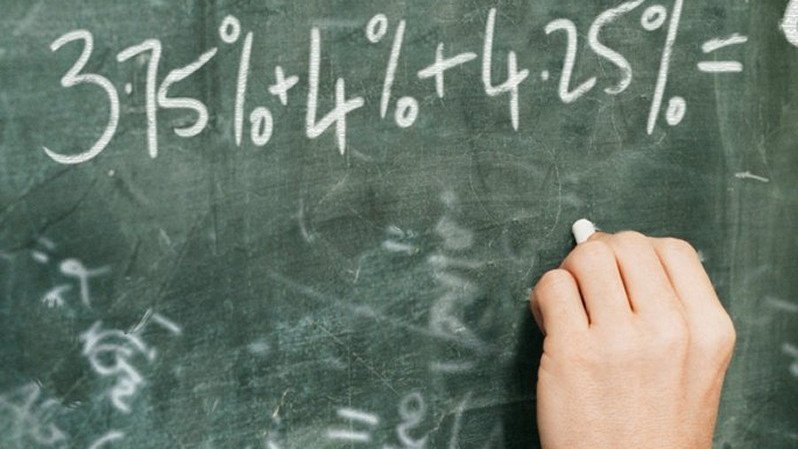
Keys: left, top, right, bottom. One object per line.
{"left": 540, "top": 70, "right": 550, "bottom": 81}
{"left": 124, "top": 83, "right": 133, "bottom": 95}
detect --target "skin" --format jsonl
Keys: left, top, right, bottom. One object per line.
{"left": 530, "top": 231, "right": 736, "bottom": 449}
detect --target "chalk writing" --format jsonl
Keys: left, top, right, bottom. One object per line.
{"left": 698, "top": 34, "right": 748, "bottom": 73}
{"left": 42, "top": 6, "right": 754, "bottom": 164}
{"left": 783, "top": 342, "right": 798, "bottom": 378}
{"left": 80, "top": 321, "right": 154, "bottom": 413}
{"left": 368, "top": 15, "right": 419, "bottom": 128}
{"left": 58, "top": 259, "right": 110, "bottom": 307}
{"left": 41, "top": 285, "right": 71, "bottom": 308}
{"left": 0, "top": 383, "right": 68, "bottom": 449}
{"left": 86, "top": 431, "right": 125, "bottom": 449}
{"left": 428, "top": 191, "right": 489, "bottom": 374}
{"left": 43, "top": 30, "right": 119, "bottom": 164}
{"left": 80, "top": 312, "right": 180, "bottom": 413}
{"left": 325, "top": 393, "right": 435, "bottom": 449}
{"left": 306, "top": 25, "right": 364, "bottom": 154}
{"left": 33, "top": 243, "right": 109, "bottom": 309}
{"left": 382, "top": 226, "right": 419, "bottom": 255}
{"left": 391, "top": 392, "right": 429, "bottom": 449}
{"left": 734, "top": 171, "right": 770, "bottom": 183}
{"left": 326, "top": 408, "right": 380, "bottom": 443}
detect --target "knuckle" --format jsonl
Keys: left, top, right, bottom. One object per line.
{"left": 694, "top": 316, "right": 737, "bottom": 366}
{"left": 564, "top": 240, "right": 613, "bottom": 270}
{"left": 653, "top": 317, "right": 690, "bottom": 352}
{"left": 535, "top": 269, "right": 574, "bottom": 294}
{"left": 659, "top": 237, "right": 698, "bottom": 259}
{"left": 614, "top": 230, "right": 649, "bottom": 246}
{"left": 696, "top": 314, "right": 737, "bottom": 358}
{"left": 722, "top": 316, "right": 737, "bottom": 350}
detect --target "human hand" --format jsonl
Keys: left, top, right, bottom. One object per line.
{"left": 530, "top": 230, "right": 735, "bottom": 449}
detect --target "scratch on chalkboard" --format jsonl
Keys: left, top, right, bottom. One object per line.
{"left": 30, "top": 178, "right": 98, "bottom": 244}
{"left": 311, "top": 320, "right": 400, "bottom": 397}
{"left": 297, "top": 198, "right": 315, "bottom": 243}
{"left": 161, "top": 207, "right": 210, "bottom": 286}
{"left": 267, "top": 270, "right": 497, "bottom": 354}
{"left": 0, "top": 167, "right": 71, "bottom": 225}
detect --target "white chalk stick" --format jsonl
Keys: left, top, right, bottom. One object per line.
{"left": 572, "top": 218, "right": 597, "bottom": 244}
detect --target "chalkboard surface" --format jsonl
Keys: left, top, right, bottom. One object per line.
{"left": 1, "top": 1, "right": 797, "bottom": 448}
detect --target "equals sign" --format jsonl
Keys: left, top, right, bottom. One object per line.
{"left": 698, "top": 33, "right": 748, "bottom": 73}
{"left": 326, "top": 408, "right": 380, "bottom": 443}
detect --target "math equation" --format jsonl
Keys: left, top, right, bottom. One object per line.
{"left": 40, "top": 2, "right": 798, "bottom": 165}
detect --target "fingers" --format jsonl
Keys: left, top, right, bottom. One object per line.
{"left": 591, "top": 231, "right": 681, "bottom": 317}
{"left": 651, "top": 238, "right": 736, "bottom": 362}
{"left": 650, "top": 238, "right": 718, "bottom": 312}
{"left": 531, "top": 269, "right": 588, "bottom": 335}
{"left": 531, "top": 224, "right": 729, "bottom": 348}
{"left": 560, "top": 235, "right": 631, "bottom": 325}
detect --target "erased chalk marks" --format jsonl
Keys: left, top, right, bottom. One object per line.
{"left": 446, "top": 392, "right": 471, "bottom": 449}
{"left": 33, "top": 240, "right": 109, "bottom": 309}
{"left": 392, "top": 392, "right": 429, "bottom": 449}
{"left": 86, "top": 431, "right": 125, "bottom": 449}
{"left": 31, "top": 237, "right": 56, "bottom": 263}
{"left": 326, "top": 392, "right": 431, "bottom": 448}
{"left": 428, "top": 361, "right": 477, "bottom": 373}
{"left": 14, "top": 239, "right": 182, "bottom": 446}
{"left": 297, "top": 198, "right": 316, "bottom": 244}
{"left": 434, "top": 217, "right": 473, "bottom": 251}
{"left": 267, "top": 270, "right": 491, "bottom": 351}
{"left": 783, "top": 343, "right": 798, "bottom": 378}
{"left": 428, "top": 191, "right": 489, "bottom": 372}
{"left": 11, "top": 1, "right": 44, "bottom": 37}
{"left": 150, "top": 312, "right": 182, "bottom": 335}
{"left": 382, "top": 225, "right": 419, "bottom": 255}
{"left": 59, "top": 259, "right": 110, "bottom": 307}
{"left": 734, "top": 171, "right": 770, "bottom": 183}
{"left": 80, "top": 312, "right": 181, "bottom": 413}
{"left": 41, "top": 285, "right": 71, "bottom": 308}
{"left": 247, "top": 337, "right": 272, "bottom": 356}
{"left": 0, "top": 383, "right": 68, "bottom": 449}
{"left": 327, "top": 407, "right": 380, "bottom": 443}
{"left": 765, "top": 296, "right": 798, "bottom": 314}
{"left": 382, "top": 240, "right": 419, "bottom": 255}
{"left": 80, "top": 321, "right": 154, "bottom": 413}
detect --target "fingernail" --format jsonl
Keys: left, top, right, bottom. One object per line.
{"left": 572, "top": 218, "right": 596, "bottom": 244}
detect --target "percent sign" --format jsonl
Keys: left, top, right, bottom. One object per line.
{"left": 219, "top": 15, "right": 276, "bottom": 147}
{"left": 642, "top": 0, "right": 688, "bottom": 134}
{"left": 366, "top": 14, "right": 420, "bottom": 128}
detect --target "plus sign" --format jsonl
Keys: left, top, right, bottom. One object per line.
{"left": 269, "top": 66, "right": 299, "bottom": 106}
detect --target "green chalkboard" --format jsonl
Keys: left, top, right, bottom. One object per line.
{"left": 1, "top": 1, "right": 797, "bottom": 448}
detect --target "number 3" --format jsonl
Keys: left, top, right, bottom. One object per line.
{"left": 43, "top": 30, "right": 119, "bottom": 165}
